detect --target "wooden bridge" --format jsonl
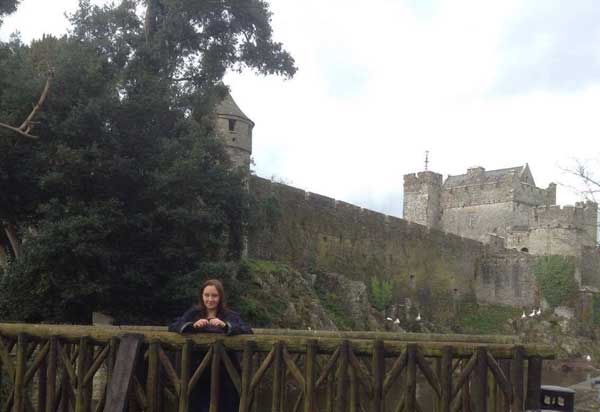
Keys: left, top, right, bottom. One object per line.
{"left": 0, "top": 323, "right": 554, "bottom": 412}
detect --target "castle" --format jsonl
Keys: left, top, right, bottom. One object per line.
{"left": 215, "top": 92, "right": 600, "bottom": 318}
{"left": 214, "top": 92, "right": 599, "bottom": 260}
{"left": 403, "top": 167, "right": 598, "bottom": 257}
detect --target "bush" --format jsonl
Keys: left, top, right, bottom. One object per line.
{"left": 370, "top": 277, "right": 393, "bottom": 312}
{"left": 534, "top": 256, "right": 577, "bottom": 308}
{"left": 454, "top": 303, "right": 521, "bottom": 335}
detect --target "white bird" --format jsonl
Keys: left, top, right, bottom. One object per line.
{"left": 386, "top": 317, "right": 393, "bottom": 321}
{"left": 586, "top": 355, "right": 592, "bottom": 361}
{"left": 521, "top": 311, "right": 527, "bottom": 319}
{"left": 308, "top": 327, "right": 312, "bottom": 331}
{"left": 528, "top": 309, "right": 536, "bottom": 317}
{"left": 394, "top": 318, "right": 401, "bottom": 324}
{"left": 536, "top": 308, "right": 541, "bottom": 316}
{"left": 416, "top": 313, "right": 421, "bottom": 321}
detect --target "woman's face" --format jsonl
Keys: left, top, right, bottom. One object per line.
{"left": 202, "top": 285, "right": 220, "bottom": 312}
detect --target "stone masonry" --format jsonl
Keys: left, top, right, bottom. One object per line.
{"left": 215, "top": 92, "right": 598, "bottom": 313}
{"left": 403, "top": 165, "right": 598, "bottom": 258}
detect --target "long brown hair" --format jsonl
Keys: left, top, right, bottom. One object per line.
{"left": 197, "top": 279, "right": 229, "bottom": 318}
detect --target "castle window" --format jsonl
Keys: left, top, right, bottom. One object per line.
{"left": 228, "top": 119, "right": 236, "bottom": 131}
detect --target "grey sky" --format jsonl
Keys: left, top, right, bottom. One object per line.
{"left": 495, "top": 0, "right": 600, "bottom": 94}
{"left": 2, "top": 0, "right": 599, "bottom": 218}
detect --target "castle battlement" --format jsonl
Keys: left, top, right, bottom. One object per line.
{"left": 404, "top": 163, "right": 598, "bottom": 256}
{"left": 403, "top": 171, "right": 443, "bottom": 192}
{"left": 530, "top": 202, "right": 596, "bottom": 229}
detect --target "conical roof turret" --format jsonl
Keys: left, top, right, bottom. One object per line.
{"left": 215, "top": 92, "right": 255, "bottom": 126}
{"left": 214, "top": 91, "right": 254, "bottom": 170}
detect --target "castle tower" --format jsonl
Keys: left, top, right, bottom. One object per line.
{"left": 403, "top": 171, "right": 443, "bottom": 229}
{"left": 214, "top": 92, "right": 255, "bottom": 170}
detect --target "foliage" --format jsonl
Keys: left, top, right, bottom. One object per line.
{"left": 247, "top": 192, "right": 282, "bottom": 253}
{"left": 0, "top": 0, "right": 19, "bottom": 24}
{"left": 370, "top": 277, "right": 393, "bottom": 312}
{"left": 235, "top": 260, "right": 289, "bottom": 326}
{"left": 454, "top": 303, "right": 521, "bottom": 335}
{"left": 313, "top": 275, "right": 355, "bottom": 330}
{"left": 0, "top": 0, "right": 295, "bottom": 323}
{"left": 592, "top": 294, "right": 600, "bottom": 326}
{"left": 534, "top": 256, "right": 577, "bottom": 309}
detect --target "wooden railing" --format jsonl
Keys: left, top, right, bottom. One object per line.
{"left": 0, "top": 323, "right": 554, "bottom": 412}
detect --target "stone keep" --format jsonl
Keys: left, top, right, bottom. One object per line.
{"left": 403, "top": 171, "right": 443, "bottom": 230}
{"left": 403, "top": 164, "right": 598, "bottom": 257}
{"left": 214, "top": 92, "right": 254, "bottom": 170}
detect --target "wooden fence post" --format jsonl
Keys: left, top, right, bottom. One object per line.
{"left": 440, "top": 346, "right": 453, "bottom": 412}
{"left": 472, "top": 347, "right": 487, "bottom": 412}
{"left": 38, "top": 343, "right": 48, "bottom": 412}
{"left": 103, "top": 334, "right": 143, "bottom": 412}
{"left": 209, "top": 340, "right": 223, "bottom": 412}
{"left": 303, "top": 340, "right": 317, "bottom": 412}
{"left": 178, "top": 340, "right": 192, "bottom": 412}
{"left": 525, "top": 356, "right": 542, "bottom": 411}
{"left": 271, "top": 342, "right": 282, "bottom": 412}
{"left": 372, "top": 339, "right": 384, "bottom": 412}
{"left": 75, "top": 336, "right": 91, "bottom": 412}
{"left": 511, "top": 346, "right": 525, "bottom": 412}
{"left": 147, "top": 341, "right": 159, "bottom": 412}
{"left": 13, "top": 333, "right": 26, "bottom": 412}
{"left": 238, "top": 340, "right": 254, "bottom": 412}
{"left": 335, "top": 341, "right": 348, "bottom": 412}
{"left": 405, "top": 344, "right": 417, "bottom": 412}
{"left": 46, "top": 336, "right": 58, "bottom": 412}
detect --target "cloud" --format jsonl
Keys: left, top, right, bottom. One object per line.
{"left": 317, "top": 48, "right": 370, "bottom": 99}
{"left": 494, "top": 0, "right": 600, "bottom": 94}
{"left": 3, "top": 0, "right": 599, "bottom": 216}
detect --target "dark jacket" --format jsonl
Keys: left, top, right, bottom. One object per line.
{"left": 168, "top": 307, "right": 252, "bottom": 412}
{"left": 168, "top": 307, "right": 253, "bottom": 335}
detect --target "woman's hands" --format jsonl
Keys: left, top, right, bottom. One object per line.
{"left": 193, "top": 318, "right": 226, "bottom": 329}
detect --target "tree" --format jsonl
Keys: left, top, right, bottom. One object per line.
{"left": 562, "top": 158, "right": 600, "bottom": 204}
{"left": 561, "top": 158, "right": 600, "bottom": 246}
{"left": 0, "top": 0, "right": 19, "bottom": 24}
{"left": 0, "top": 0, "right": 296, "bottom": 323}
{"left": 370, "top": 277, "right": 393, "bottom": 312}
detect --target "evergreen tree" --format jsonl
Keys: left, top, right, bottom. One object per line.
{"left": 0, "top": 0, "right": 295, "bottom": 323}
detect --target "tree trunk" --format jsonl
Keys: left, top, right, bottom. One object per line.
{"left": 4, "top": 223, "right": 22, "bottom": 259}
{"left": 144, "top": 0, "right": 160, "bottom": 41}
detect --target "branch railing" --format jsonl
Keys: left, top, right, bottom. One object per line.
{"left": 0, "top": 323, "right": 554, "bottom": 412}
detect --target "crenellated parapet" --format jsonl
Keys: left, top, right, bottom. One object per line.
{"left": 403, "top": 171, "right": 443, "bottom": 229}
{"left": 526, "top": 201, "right": 598, "bottom": 256}
{"left": 529, "top": 202, "right": 596, "bottom": 231}
{"left": 403, "top": 171, "right": 443, "bottom": 192}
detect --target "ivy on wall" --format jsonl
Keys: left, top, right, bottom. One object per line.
{"left": 592, "top": 294, "right": 600, "bottom": 326}
{"left": 534, "top": 256, "right": 577, "bottom": 308}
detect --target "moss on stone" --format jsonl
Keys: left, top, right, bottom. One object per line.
{"left": 454, "top": 303, "right": 521, "bottom": 335}
{"left": 534, "top": 256, "right": 577, "bottom": 309}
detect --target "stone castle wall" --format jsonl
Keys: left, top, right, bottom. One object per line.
{"left": 442, "top": 180, "right": 514, "bottom": 208}
{"left": 249, "top": 176, "right": 538, "bottom": 312}
{"left": 513, "top": 182, "right": 554, "bottom": 206}
{"left": 581, "top": 246, "right": 600, "bottom": 288}
{"left": 403, "top": 166, "right": 596, "bottom": 260}
{"left": 215, "top": 113, "right": 253, "bottom": 169}
{"left": 441, "top": 202, "right": 526, "bottom": 243}
{"left": 526, "top": 203, "right": 598, "bottom": 256}
{"left": 403, "top": 172, "right": 442, "bottom": 229}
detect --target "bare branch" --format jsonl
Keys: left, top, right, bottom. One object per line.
{"left": 0, "top": 68, "right": 54, "bottom": 140}
{"left": 4, "top": 223, "right": 22, "bottom": 259}
{"left": 0, "top": 121, "right": 39, "bottom": 139}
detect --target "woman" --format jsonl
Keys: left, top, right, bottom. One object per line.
{"left": 169, "top": 279, "right": 252, "bottom": 336}
{"left": 169, "top": 279, "right": 252, "bottom": 412}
